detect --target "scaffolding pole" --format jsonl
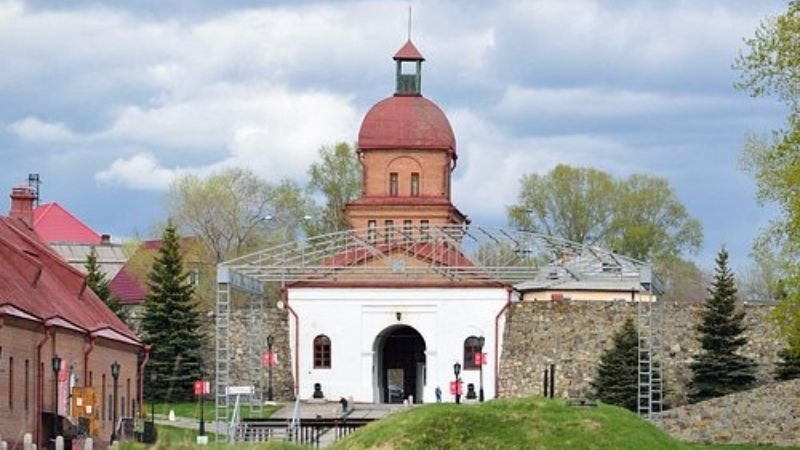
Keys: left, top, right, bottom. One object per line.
{"left": 637, "top": 265, "right": 663, "bottom": 422}
{"left": 214, "top": 267, "right": 231, "bottom": 442}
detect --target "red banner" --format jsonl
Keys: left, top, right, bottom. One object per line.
{"left": 449, "top": 380, "right": 463, "bottom": 395}
{"left": 194, "top": 380, "right": 210, "bottom": 395}
{"left": 262, "top": 351, "right": 279, "bottom": 367}
{"left": 473, "top": 352, "right": 487, "bottom": 366}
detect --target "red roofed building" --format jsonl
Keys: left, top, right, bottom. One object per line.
{"left": 33, "top": 203, "right": 102, "bottom": 245}
{"left": 283, "top": 41, "right": 508, "bottom": 404}
{"left": 109, "top": 237, "right": 205, "bottom": 329}
{"left": 0, "top": 187, "right": 146, "bottom": 449}
{"left": 345, "top": 40, "right": 467, "bottom": 230}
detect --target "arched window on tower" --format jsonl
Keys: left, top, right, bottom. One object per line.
{"left": 313, "top": 335, "right": 332, "bottom": 369}
{"left": 389, "top": 172, "right": 399, "bottom": 196}
{"left": 463, "top": 336, "right": 481, "bottom": 370}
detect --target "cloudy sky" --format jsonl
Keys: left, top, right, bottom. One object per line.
{"left": 0, "top": 0, "right": 789, "bottom": 269}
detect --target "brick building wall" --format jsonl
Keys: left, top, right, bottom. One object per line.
{"left": 0, "top": 317, "right": 140, "bottom": 449}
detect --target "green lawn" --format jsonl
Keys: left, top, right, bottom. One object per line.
{"left": 148, "top": 402, "right": 281, "bottom": 422}
{"left": 330, "top": 397, "right": 799, "bottom": 450}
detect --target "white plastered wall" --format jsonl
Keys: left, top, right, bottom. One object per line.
{"left": 287, "top": 287, "right": 509, "bottom": 403}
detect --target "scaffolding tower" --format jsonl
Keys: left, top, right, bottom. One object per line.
{"left": 637, "top": 266, "right": 664, "bottom": 422}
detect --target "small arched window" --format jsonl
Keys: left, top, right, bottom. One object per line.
{"left": 463, "top": 336, "right": 482, "bottom": 370}
{"left": 313, "top": 335, "right": 332, "bottom": 369}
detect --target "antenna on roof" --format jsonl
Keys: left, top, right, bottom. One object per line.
{"left": 27, "top": 173, "right": 41, "bottom": 208}
{"left": 407, "top": 5, "right": 412, "bottom": 41}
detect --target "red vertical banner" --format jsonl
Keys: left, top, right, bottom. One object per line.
{"left": 262, "top": 351, "right": 279, "bottom": 367}
{"left": 449, "top": 381, "right": 463, "bottom": 395}
{"left": 194, "top": 380, "right": 210, "bottom": 395}
{"left": 473, "top": 352, "right": 487, "bottom": 366}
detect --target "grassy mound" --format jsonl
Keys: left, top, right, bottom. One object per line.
{"left": 331, "top": 397, "right": 795, "bottom": 450}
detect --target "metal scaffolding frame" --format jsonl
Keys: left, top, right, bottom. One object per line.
{"left": 215, "top": 225, "right": 663, "bottom": 440}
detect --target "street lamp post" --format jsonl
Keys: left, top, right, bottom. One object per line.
{"left": 110, "top": 361, "right": 120, "bottom": 444}
{"left": 51, "top": 355, "right": 62, "bottom": 450}
{"left": 453, "top": 362, "right": 461, "bottom": 404}
{"left": 478, "top": 336, "right": 485, "bottom": 402}
{"left": 150, "top": 371, "right": 156, "bottom": 424}
{"left": 267, "top": 335, "right": 275, "bottom": 402}
{"left": 199, "top": 378, "right": 206, "bottom": 436}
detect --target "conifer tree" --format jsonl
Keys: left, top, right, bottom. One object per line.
{"left": 592, "top": 317, "right": 639, "bottom": 411}
{"left": 140, "top": 224, "right": 204, "bottom": 401}
{"left": 85, "top": 246, "right": 126, "bottom": 322}
{"left": 688, "top": 247, "right": 756, "bottom": 403}
{"left": 775, "top": 348, "right": 800, "bottom": 381}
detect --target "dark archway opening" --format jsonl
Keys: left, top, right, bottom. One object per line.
{"left": 377, "top": 325, "right": 426, "bottom": 404}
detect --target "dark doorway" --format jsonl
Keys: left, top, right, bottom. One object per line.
{"left": 377, "top": 325, "right": 426, "bottom": 404}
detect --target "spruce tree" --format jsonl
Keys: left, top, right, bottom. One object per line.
{"left": 775, "top": 348, "right": 800, "bottom": 381}
{"left": 140, "top": 224, "right": 204, "bottom": 401}
{"left": 688, "top": 247, "right": 756, "bottom": 403}
{"left": 592, "top": 317, "right": 639, "bottom": 411}
{"left": 85, "top": 246, "right": 126, "bottom": 322}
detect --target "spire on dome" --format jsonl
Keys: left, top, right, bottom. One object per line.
{"left": 394, "top": 40, "right": 424, "bottom": 96}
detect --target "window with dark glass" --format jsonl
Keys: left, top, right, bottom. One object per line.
{"left": 368, "top": 220, "right": 377, "bottom": 243}
{"left": 403, "top": 219, "right": 413, "bottom": 242}
{"left": 313, "top": 335, "right": 332, "bottom": 369}
{"left": 420, "top": 220, "right": 430, "bottom": 240}
{"left": 389, "top": 172, "right": 399, "bottom": 196}
{"left": 411, "top": 173, "right": 420, "bottom": 197}
{"left": 385, "top": 220, "right": 394, "bottom": 244}
{"left": 463, "top": 336, "right": 482, "bottom": 370}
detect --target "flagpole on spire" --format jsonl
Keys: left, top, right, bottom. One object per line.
{"left": 407, "top": 5, "right": 412, "bottom": 41}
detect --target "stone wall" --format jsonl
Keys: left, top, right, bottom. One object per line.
{"left": 660, "top": 379, "right": 800, "bottom": 446}
{"left": 498, "top": 300, "right": 783, "bottom": 406}
{"left": 229, "top": 306, "right": 295, "bottom": 401}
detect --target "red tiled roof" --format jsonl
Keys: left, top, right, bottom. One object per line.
{"left": 393, "top": 40, "right": 425, "bottom": 61}
{"left": 0, "top": 216, "right": 140, "bottom": 345}
{"left": 109, "top": 267, "right": 147, "bottom": 305}
{"left": 32, "top": 202, "right": 102, "bottom": 244}
{"left": 109, "top": 237, "right": 200, "bottom": 305}
{"left": 358, "top": 96, "right": 456, "bottom": 153}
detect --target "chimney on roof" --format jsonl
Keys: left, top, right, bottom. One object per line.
{"left": 101, "top": 234, "right": 111, "bottom": 244}
{"left": 9, "top": 186, "right": 36, "bottom": 226}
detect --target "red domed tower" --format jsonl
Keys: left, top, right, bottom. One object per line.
{"left": 345, "top": 40, "right": 468, "bottom": 236}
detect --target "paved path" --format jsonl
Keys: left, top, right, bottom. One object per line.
{"left": 155, "top": 402, "right": 409, "bottom": 447}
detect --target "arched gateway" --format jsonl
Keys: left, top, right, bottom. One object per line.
{"left": 374, "top": 325, "right": 426, "bottom": 404}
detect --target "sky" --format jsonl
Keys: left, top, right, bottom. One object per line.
{"left": 0, "top": 0, "right": 790, "bottom": 270}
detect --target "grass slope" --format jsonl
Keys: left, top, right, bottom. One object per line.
{"left": 331, "top": 397, "right": 798, "bottom": 450}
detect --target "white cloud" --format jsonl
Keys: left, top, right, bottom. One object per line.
{"left": 95, "top": 152, "right": 178, "bottom": 190}
{"left": 8, "top": 117, "right": 78, "bottom": 142}
{"left": 494, "top": 86, "right": 741, "bottom": 119}
{"left": 450, "top": 109, "right": 638, "bottom": 219}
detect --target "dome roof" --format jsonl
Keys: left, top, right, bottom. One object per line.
{"left": 358, "top": 96, "right": 456, "bottom": 154}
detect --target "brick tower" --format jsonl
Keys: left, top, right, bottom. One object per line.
{"left": 345, "top": 40, "right": 468, "bottom": 239}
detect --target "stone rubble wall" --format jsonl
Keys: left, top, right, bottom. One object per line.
{"left": 659, "top": 379, "right": 800, "bottom": 446}
{"left": 498, "top": 300, "right": 783, "bottom": 406}
{"left": 229, "top": 306, "right": 295, "bottom": 401}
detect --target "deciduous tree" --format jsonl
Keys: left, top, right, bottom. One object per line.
{"left": 507, "top": 165, "right": 703, "bottom": 282}
{"left": 735, "top": 1, "right": 800, "bottom": 356}
{"left": 307, "top": 142, "right": 362, "bottom": 236}
{"left": 168, "top": 168, "right": 314, "bottom": 263}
